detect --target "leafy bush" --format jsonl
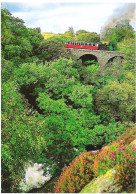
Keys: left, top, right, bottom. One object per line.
{"left": 54, "top": 129, "right": 136, "bottom": 193}
{"left": 54, "top": 152, "right": 95, "bottom": 193}
{"left": 88, "top": 122, "right": 128, "bottom": 148}
{"left": 93, "top": 141, "right": 135, "bottom": 192}
{"left": 116, "top": 144, "right": 136, "bottom": 192}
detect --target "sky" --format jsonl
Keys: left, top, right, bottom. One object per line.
{"left": 1, "top": 1, "right": 136, "bottom": 34}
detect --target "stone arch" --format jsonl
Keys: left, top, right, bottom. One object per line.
{"left": 105, "top": 56, "right": 124, "bottom": 67}
{"left": 67, "top": 48, "right": 124, "bottom": 67}
{"left": 79, "top": 54, "right": 98, "bottom": 65}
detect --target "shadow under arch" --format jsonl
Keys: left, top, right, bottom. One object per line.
{"left": 79, "top": 54, "right": 98, "bottom": 65}
{"left": 105, "top": 56, "right": 124, "bottom": 67}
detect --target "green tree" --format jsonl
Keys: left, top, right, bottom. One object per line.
{"left": 37, "top": 39, "right": 75, "bottom": 63}
{"left": 1, "top": 58, "right": 15, "bottom": 82}
{"left": 2, "top": 8, "right": 44, "bottom": 64}
{"left": 78, "top": 62, "right": 103, "bottom": 86}
{"left": 118, "top": 38, "right": 135, "bottom": 70}
{"left": 1, "top": 8, "right": 13, "bottom": 49}
{"left": 26, "top": 28, "right": 44, "bottom": 56}
{"left": 77, "top": 32, "right": 100, "bottom": 42}
{"left": 95, "top": 80, "right": 135, "bottom": 122}
{"left": 4, "top": 45, "right": 22, "bottom": 60}
{"left": 68, "top": 84, "right": 94, "bottom": 110}
{"left": 33, "top": 27, "right": 41, "bottom": 33}
{"left": 65, "top": 26, "right": 75, "bottom": 36}
{"left": 76, "top": 29, "right": 89, "bottom": 35}
{"left": 103, "top": 24, "right": 134, "bottom": 43}
{"left": 37, "top": 93, "right": 92, "bottom": 167}
{"left": 49, "top": 35, "right": 75, "bottom": 43}
{"left": 19, "top": 38, "right": 33, "bottom": 58}
{"left": 1, "top": 80, "right": 48, "bottom": 192}
{"left": 14, "top": 58, "right": 80, "bottom": 101}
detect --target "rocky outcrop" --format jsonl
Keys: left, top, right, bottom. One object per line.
{"left": 130, "top": 139, "right": 136, "bottom": 146}
{"left": 80, "top": 169, "right": 122, "bottom": 193}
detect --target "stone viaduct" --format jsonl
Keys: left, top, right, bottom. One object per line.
{"left": 67, "top": 48, "right": 124, "bottom": 67}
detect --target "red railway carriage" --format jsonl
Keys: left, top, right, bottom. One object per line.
{"left": 65, "top": 41, "right": 99, "bottom": 50}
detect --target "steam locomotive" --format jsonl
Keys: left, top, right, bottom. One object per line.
{"left": 65, "top": 41, "right": 117, "bottom": 51}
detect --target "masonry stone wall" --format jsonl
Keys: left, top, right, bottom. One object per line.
{"left": 68, "top": 48, "right": 124, "bottom": 67}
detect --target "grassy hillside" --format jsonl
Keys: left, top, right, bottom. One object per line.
{"left": 42, "top": 33, "right": 60, "bottom": 39}
{"left": 42, "top": 32, "right": 76, "bottom": 40}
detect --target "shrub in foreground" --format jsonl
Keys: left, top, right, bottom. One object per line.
{"left": 54, "top": 130, "right": 136, "bottom": 193}
{"left": 54, "top": 152, "right": 96, "bottom": 193}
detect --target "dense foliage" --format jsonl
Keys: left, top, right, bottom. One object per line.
{"left": 1, "top": 8, "right": 135, "bottom": 193}
{"left": 77, "top": 32, "right": 100, "bottom": 42}
{"left": 103, "top": 23, "right": 134, "bottom": 43}
{"left": 1, "top": 9, "right": 44, "bottom": 66}
{"left": 37, "top": 37, "right": 76, "bottom": 63}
